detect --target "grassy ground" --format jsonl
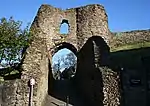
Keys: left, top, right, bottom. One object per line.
{"left": 109, "top": 41, "right": 150, "bottom": 70}
{"left": 110, "top": 42, "right": 150, "bottom": 70}
{"left": 0, "top": 68, "right": 21, "bottom": 83}
{"left": 110, "top": 42, "right": 150, "bottom": 52}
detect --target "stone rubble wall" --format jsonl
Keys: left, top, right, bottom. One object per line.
{"left": 15, "top": 33, "right": 49, "bottom": 106}
{"left": 0, "top": 4, "right": 117, "bottom": 106}
{"left": 0, "top": 80, "right": 21, "bottom": 106}
{"left": 100, "top": 67, "right": 120, "bottom": 106}
{"left": 33, "top": 4, "right": 78, "bottom": 55}
{"left": 76, "top": 4, "right": 110, "bottom": 49}
{"left": 110, "top": 29, "right": 150, "bottom": 48}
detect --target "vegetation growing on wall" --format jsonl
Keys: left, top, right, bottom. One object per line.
{"left": 111, "top": 42, "right": 150, "bottom": 52}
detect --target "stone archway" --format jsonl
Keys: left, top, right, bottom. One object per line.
{"left": 18, "top": 4, "right": 120, "bottom": 106}
{"left": 50, "top": 42, "right": 77, "bottom": 57}
{"left": 47, "top": 42, "right": 86, "bottom": 106}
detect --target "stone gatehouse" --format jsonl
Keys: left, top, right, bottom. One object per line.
{"left": 1, "top": 4, "right": 150, "bottom": 106}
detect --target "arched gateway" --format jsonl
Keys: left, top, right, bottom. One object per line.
{"left": 18, "top": 4, "right": 120, "bottom": 106}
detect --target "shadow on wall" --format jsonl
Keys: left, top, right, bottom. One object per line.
{"left": 75, "top": 36, "right": 111, "bottom": 106}
{"left": 48, "top": 60, "right": 54, "bottom": 95}
{"left": 110, "top": 47, "right": 150, "bottom": 106}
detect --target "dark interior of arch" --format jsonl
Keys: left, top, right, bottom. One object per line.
{"left": 74, "top": 36, "right": 110, "bottom": 106}
{"left": 61, "top": 19, "right": 69, "bottom": 24}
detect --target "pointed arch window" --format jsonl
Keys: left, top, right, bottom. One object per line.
{"left": 60, "top": 19, "right": 69, "bottom": 34}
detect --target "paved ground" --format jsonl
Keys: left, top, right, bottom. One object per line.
{"left": 44, "top": 95, "right": 73, "bottom": 106}
{"left": 44, "top": 80, "right": 86, "bottom": 106}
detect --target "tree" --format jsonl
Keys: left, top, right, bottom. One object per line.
{"left": 52, "top": 57, "right": 62, "bottom": 80}
{"left": 60, "top": 52, "right": 77, "bottom": 79}
{"left": 0, "top": 17, "right": 33, "bottom": 69}
{"left": 63, "top": 52, "right": 77, "bottom": 70}
{"left": 61, "top": 66, "right": 75, "bottom": 79}
{"left": 52, "top": 51, "right": 77, "bottom": 80}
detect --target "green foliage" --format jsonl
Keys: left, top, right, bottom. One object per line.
{"left": 0, "top": 17, "right": 33, "bottom": 68}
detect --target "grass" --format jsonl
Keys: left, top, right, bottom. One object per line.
{"left": 0, "top": 68, "right": 21, "bottom": 83}
{"left": 110, "top": 42, "right": 150, "bottom": 52}
{"left": 109, "top": 42, "right": 150, "bottom": 70}
{"left": 110, "top": 44, "right": 150, "bottom": 69}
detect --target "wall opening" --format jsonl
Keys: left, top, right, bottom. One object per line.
{"left": 49, "top": 46, "right": 85, "bottom": 106}
{"left": 60, "top": 19, "right": 69, "bottom": 34}
{"left": 52, "top": 48, "right": 77, "bottom": 80}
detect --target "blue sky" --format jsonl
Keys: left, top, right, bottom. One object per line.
{"left": 0, "top": 0, "right": 150, "bottom": 32}
{"left": 52, "top": 48, "right": 71, "bottom": 65}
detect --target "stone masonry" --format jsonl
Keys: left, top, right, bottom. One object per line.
{"left": 16, "top": 4, "right": 119, "bottom": 106}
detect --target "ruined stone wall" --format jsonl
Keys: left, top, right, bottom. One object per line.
{"left": 110, "top": 48, "right": 150, "bottom": 106}
{"left": 76, "top": 4, "right": 110, "bottom": 49}
{"left": 20, "top": 37, "right": 49, "bottom": 106}
{"left": 100, "top": 67, "right": 120, "bottom": 106}
{"left": 110, "top": 29, "right": 150, "bottom": 49}
{"left": 33, "top": 4, "right": 77, "bottom": 56}
{"left": 15, "top": 4, "right": 115, "bottom": 106}
{"left": 0, "top": 80, "right": 21, "bottom": 106}
{"left": 1, "top": 3, "right": 150, "bottom": 106}
{"left": 34, "top": 4, "right": 110, "bottom": 55}
{"left": 75, "top": 36, "right": 120, "bottom": 106}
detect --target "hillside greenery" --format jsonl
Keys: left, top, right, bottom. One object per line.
{"left": 110, "top": 42, "right": 150, "bottom": 52}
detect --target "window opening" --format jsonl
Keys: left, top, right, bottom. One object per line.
{"left": 60, "top": 20, "right": 69, "bottom": 34}
{"left": 52, "top": 48, "right": 77, "bottom": 80}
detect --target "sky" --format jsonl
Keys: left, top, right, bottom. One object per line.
{"left": 52, "top": 48, "right": 71, "bottom": 65}
{"left": 0, "top": 0, "right": 149, "bottom": 32}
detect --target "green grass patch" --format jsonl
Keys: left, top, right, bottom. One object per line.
{"left": 0, "top": 67, "right": 21, "bottom": 82}
{"left": 4, "top": 70, "right": 20, "bottom": 76}
{"left": 111, "top": 42, "right": 150, "bottom": 52}
{"left": 110, "top": 46, "right": 150, "bottom": 69}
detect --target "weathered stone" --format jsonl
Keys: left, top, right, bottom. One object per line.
{"left": 17, "top": 4, "right": 112, "bottom": 106}
{"left": 110, "top": 29, "right": 150, "bottom": 49}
